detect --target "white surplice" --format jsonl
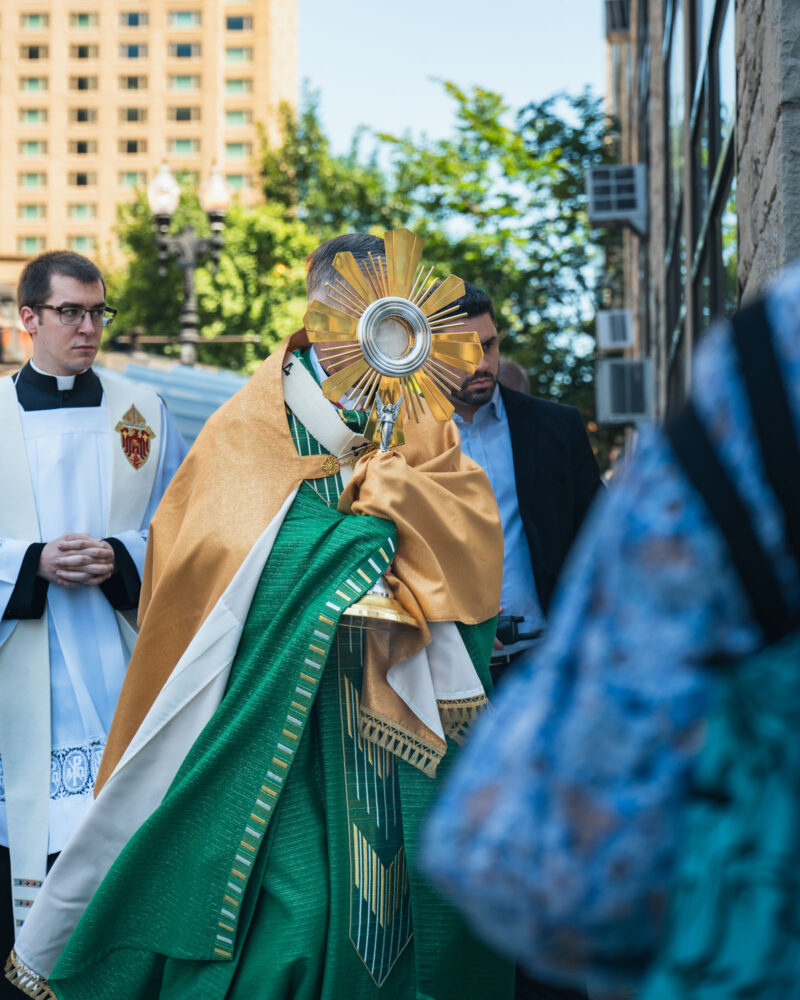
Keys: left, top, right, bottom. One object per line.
{"left": 0, "top": 368, "right": 187, "bottom": 931}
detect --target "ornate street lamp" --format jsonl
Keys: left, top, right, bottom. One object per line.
{"left": 147, "top": 162, "right": 231, "bottom": 365}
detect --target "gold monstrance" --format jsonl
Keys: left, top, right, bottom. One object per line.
{"left": 303, "top": 228, "right": 483, "bottom": 626}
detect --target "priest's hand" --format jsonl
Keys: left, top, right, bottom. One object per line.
{"left": 38, "top": 533, "right": 116, "bottom": 588}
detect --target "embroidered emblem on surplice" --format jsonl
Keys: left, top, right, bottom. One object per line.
{"left": 114, "top": 404, "right": 156, "bottom": 470}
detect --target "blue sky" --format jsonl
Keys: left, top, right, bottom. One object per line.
{"left": 299, "top": 0, "right": 607, "bottom": 151}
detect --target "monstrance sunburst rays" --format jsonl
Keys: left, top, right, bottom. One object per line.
{"left": 303, "top": 228, "right": 483, "bottom": 447}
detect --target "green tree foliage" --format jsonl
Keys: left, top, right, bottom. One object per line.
{"left": 260, "top": 87, "right": 410, "bottom": 234}
{"left": 193, "top": 201, "right": 315, "bottom": 370}
{"left": 105, "top": 188, "right": 315, "bottom": 370}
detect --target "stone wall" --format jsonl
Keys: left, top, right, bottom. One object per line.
{"left": 738, "top": 0, "right": 800, "bottom": 298}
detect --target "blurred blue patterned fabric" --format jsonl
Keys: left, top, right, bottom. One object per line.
{"left": 421, "top": 262, "right": 800, "bottom": 995}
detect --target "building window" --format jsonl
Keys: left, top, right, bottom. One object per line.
{"left": 666, "top": 0, "right": 685, "bottom": 233}
{"left": 689, "top": 0, "right": 738, "bottom": 338}
{"left": 695, "top": 0, "right": 716, "bottom": 63}
{"left": 19, "top": 140, "right": 47, "bottom": 156}
{"left": 18, "top": 203, "right": 47, "bottom": 219}
{"left": 19, "top": 108, "right": 48, "bottom": 123}
{"left": 226, "top": 173, "right": 251, "bottom": 190}
{"left": 169, "top": 42, "right": 201, "bottom": 58}
{"left": 694, "top": 249, "right": 712, "bottom": 333}
{"left": 225, "top": 141, "right": 252, "bottom": 158}
{"left": 20, "top": 77, "right": 48, "bottom": 92}
{"left": 665, "top": 325, "right": 688, "bottom": 419}
{"left": 120, "top": 107, "right": 147, "bottom": 123}
{"left": 692, "top": 92, "right": 710, "bottom": 231}
{"left": 121, "top": 44, "right": 147, "bottom": 58}
{"left": 71, "top": 44, "right": 99, "bottom": 59}
{"left": 20, "top": 13, "right": 50, "bottom": 28}
{"left": 70, "top": 13, "right": 99, "bottom": 28}
{"left": 225, "top": 109, "right": 252, "bottom": 126}
{"left": 663, "top": 0, "right": 687, "bottom": 360}
{"left": 70, "top": 76, "right": 98, "bottom": 91}
{"left": 120, "top": 12, "right": 148, "bottom": 27}
{"left": 68, "top": 140, "right": 97, "bottom": 154}
{"left": 168, "top": 138, "right": 200, "bottom": 154}
{"left": 120, "top": 139, "right": 147, "bottom": 154}
{"left": 68, "top": 203, "right": 97, "bottom": 219}
{"left": 120, "top": 75, "right": 148, "bottom": 90}
{"left": 718, "top": 6, "right": 736, "bottom": 147}
{"left": 20, "top": 45, "right": 48, "bottom": 59}
{"left": 118, "top": 171, "right": 147, "bottom": 187}
{"left": 168, "top": 10, "right": 201, "bottom": 26}
{"left": 18, "top": 236, "right": 46, "bottom": 254}
{"left": 225, "top": 78, "right": 252, "bottom": 94}
{"left": 70, "top": 107, "right": 97, "bottom": 123}
{"left": 67, "top": 236, "right": 97, "bottom": 252}
{"left": 225, "top": 47, "right": 252, "bottom": 63}
{"left": 226, "top": 16, "right": 252, "bottom": 29}
{"left": 18, "top": 172, "right": 47, "bottom": 188}
{"left": 68, "top": 172, "right": 97, "bottom": 186}
{"left": 168, "top": 106, "right": 200, "bottom": 121}
{"left": 719, "top": 175, "right": 737, "bottom": 313}
{"left": 169, "top": 74, "right": 200, "bottom": 91}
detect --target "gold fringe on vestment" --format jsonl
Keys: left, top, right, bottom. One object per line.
{"left": 438, "top": 695, "right": 490, "bottom": 746}
{"left": 358, "top": 705, "right": 443, "bottom": 778}
{"left": 4, "top": 951, "right": 56, "bottom": 999}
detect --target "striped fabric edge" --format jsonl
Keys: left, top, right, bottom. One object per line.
{"left": 211, "top": 535, "right": 394, "bottom": 960}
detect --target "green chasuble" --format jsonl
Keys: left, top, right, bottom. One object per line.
{"left": 46, "top": 380, "right": 514, "bottom": 1000}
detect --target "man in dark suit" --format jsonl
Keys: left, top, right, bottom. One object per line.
{"left": 448, "top": 282, "right": 602, "bottom": 1000}
{"left": 449, "top": 283, "right": 602, "bottom": 687}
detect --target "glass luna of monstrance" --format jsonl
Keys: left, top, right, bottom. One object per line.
{"left": 303, "top": 228, "right": 483, "bottom": 628}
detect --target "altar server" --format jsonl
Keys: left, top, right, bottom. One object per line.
{"left": 0, "top": 251, "right": 187, "bottom": 982}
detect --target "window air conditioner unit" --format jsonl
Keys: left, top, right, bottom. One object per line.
{"left": 586, "top": 164, "right": 648, "bottom": 236}
{"left": 605, "top": 0, "right": 630, "bottom": 34}
{"left": 595, "top": 357, "right": 653, "bottom": 424}
{"left": 596, "top": 309, "right": 634, "bottom": 350}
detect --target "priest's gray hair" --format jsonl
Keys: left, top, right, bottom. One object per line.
{"left": 306, "top": 233, "right": 385, "bottom": 303}
{"left": 18, "top": 250, "right": 105, "bottom": 310}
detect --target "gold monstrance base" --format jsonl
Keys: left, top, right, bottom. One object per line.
{"left": 341, "top": 595, "right": 417, "bottom": 628}
{"left": 340, "top": 577, "right": 417, "bottom": 629}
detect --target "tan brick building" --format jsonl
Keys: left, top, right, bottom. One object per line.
{"left": 0, "top": 0, "right": 297, "bottom": 285}
{"left": 602, "top": 0, "right": 800, "bottom": 416}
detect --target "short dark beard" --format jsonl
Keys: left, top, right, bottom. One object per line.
{"left": 450, "top": 371, "right": 497, "bottom": 409}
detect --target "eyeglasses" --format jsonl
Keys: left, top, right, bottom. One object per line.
{"left": 34, "top": 304, "right": 117, "bottom": 328}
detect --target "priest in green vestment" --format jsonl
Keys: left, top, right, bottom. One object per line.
{"left": 6, "top": 233, "right": 514, "bottom": 1000}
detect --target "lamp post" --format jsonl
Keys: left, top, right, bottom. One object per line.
{"left": 147, "top": 162, "right": 231, "bottom": 366}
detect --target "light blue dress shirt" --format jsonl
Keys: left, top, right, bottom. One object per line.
{"left": 453, "top": 386, "right": 546, "bottom": 653}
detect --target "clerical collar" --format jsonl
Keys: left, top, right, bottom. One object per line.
{"left": 13, "top": 361, "right": 103, "bottom": 411}
{"left": 30, "top": 359, "right": 83, "bottom": 391}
